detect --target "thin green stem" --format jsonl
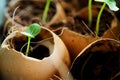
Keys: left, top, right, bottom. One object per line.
{"left": 95, "top": 2, "right": 106, "bottom": 36}
{"left": 42, "top": 0, "right": 51, "bottom": 23}
{"left": 88, "top": 0, "right": 92, "bottom": 27}
{"left": 25, "top": 37, "right": 31, "bottom": 56}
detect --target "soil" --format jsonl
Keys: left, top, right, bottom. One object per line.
{"left": 24, "top": 44, "right": 50, "bottom": 60}
{"left": 12, "top": 38, "right": 50, "bottom": 60}
{"left": 8, "top": 0, "right": 56, "bottom": 26}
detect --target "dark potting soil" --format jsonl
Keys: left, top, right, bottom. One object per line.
{"left": 8, "top": 0, "right": 56, "bottom": 26}
{"left": 27, "top": 44, "right": 50, "bottom": 60}
{"left": 9, "top": 33, "right": 51, "bottom": 60}
{"left": 14, "top": 41, "right": 50, "bottom": 60}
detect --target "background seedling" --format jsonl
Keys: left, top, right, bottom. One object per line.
{"left": 88, "top": 0, "right": 93, "bottom": 27}
{"left": 95, "top": 0, "right": 119, "bottom": 36}
{"left": 21, "top": 23, "right": 41, "bottom": 56}
{"left": 42, "top": 0, "right": 51, "bottom": 23}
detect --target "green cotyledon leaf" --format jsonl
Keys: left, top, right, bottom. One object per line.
{"left": 95, "top": 0, "right": 119, "bottom": 11}
{"left": 21, "top": 23, "right": 41, "bottom": 38}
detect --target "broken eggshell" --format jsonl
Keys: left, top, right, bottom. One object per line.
{"left": 70, "top": 38, "right": 120, "bottom": 80}
{"left": 0, "top": 26, "right": 71, "bottom": 80}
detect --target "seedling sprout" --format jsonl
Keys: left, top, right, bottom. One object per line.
{"left": 95, "top": 0, "right": 119, "bottom": 36}
{"left": 88, "top": 0, "right": 119, "bottom": 36}
{"left": 88, "top": 0, "right": 93, "bottom": 27}
{"left": 21, "top": 23, "right": 41, "bottom": 56}
{"left": 42, "top": 0, "right": 51, "bottom": 23}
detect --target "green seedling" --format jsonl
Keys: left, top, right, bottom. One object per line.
{"left": 42, "top": 0, "right": 51, "bottom": 23}
{"left": 95, "top": 0, "right": 119, "bottom": 36}
{"left": 21, "top": 23, "right": 41, "bottom": 56}
{"left": 88, "top": 0, "right": 93, "bottom": 27}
